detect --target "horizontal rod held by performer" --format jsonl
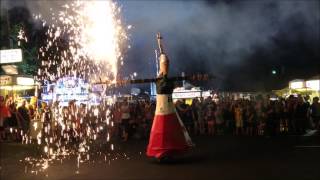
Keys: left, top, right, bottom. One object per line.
{"left": 93, "top": 74, "right": 213, "bottom": 86}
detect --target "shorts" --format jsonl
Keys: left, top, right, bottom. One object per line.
{"left": 236, "top": 120, "right": 243, "bottom": 128}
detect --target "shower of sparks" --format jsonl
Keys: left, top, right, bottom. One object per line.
{"left": 35, "top": 0, "right": 128, "bottom": 83}
{"left": 15, "top": 0, "right": 133, "bottom": 176}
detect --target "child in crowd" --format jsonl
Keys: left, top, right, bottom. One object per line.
{"left": 206, "top": 106, "right": 216, "bottom": 135}
{"left": 234, "top": 103, "right": 243, "bottom": 135}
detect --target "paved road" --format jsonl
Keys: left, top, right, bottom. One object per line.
{"left": 1, "top": 135, "right": 320, "bottom": 180}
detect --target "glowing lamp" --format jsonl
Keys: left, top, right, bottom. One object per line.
{"left": 1, "top": 65, "right": 18, "bottom": 75}
{"left": 289, "top": 81, "right": 304, "bottom": 89}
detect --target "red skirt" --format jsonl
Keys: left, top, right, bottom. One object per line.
{"left": 146, "top": 113, "right": 192, "bottom": 158}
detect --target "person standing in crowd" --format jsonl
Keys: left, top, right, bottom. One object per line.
{"left": 225, "top": 101, "right": 235, "bottom": 134}
{"left": 310, "top": 97, "right": 320, "bottom": 130}
{"left": 191, "top": 99, "right": 200, "bottom": 135}
{"left": 17, "top": 100, "right": 30, "bottom": 134}
{"left": 205, "top": 104, "right": 216, "bottom": 135}
{"left": 144, "top": 101, "right": 156, "bottom": 138}
{"left": 77, "top": 103, "right": 87, "bottom": 134}
{"left": 279, "top": 98, "right": 289, "bottom": 134}
{"left": 265, "top": 101, "right": 277, "bottom": 136}
{"left": 41, "top": 101, "right": 53, "bottom": 142}
{"left": 176, "top": 100, "right": 189, "bottom": 129}
{"left": 112, "top": 102, "right": 122, "bottom": 138}
{"left": 242, "top": 101, "right": 248, "bottom": 136}
{"left": 28, "top": 104, "right": 36, "bottom": 123}
{"left": 5, "top": 98, "right": 19, "bottom": 140}
{"left": 273, "top": 100, "right": 283, "bottom": 135}
{"left": 130, "top": 102, "right": 142, "bottom": 139}
{"left": 215, "top": 105, "right": 224, "bottom": 135}
{"left": 287, "top": 95, "right": 297, "bottom": 134}
{"left": 185, "top": 103, "right": 194, "bottom": 135}
{"left": 66, "top": 100, "right": 78, "bottom": 143}
{"left": 234, "top": 103, "right": 243, "bottom": 135}
{"left": 255, "top": 100, "right": 265, "bottom": 135}
{"left": 141, "top": 101, "right": 151, "bottom": 139}
{"left": 0, "top": 96, "right": 11, "bottom": 141}
{"left": 196, "top": 98, "right": 206, "bottom": 135}
{"left": 294, "top": 96, "right": 309, "bottom": 134}
{"left": 120, "top": 99, "right": 131, "bottom": 141}
{"left": 245, "top": 103, "right": 255, "bottom": 136}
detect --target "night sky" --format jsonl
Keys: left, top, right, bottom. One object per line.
{"left": 1, "top": 0, "right": 320, "bottom": 91}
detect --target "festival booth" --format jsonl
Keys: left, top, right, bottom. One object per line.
{"left": 0, "top": 75, "right": 36, "bottom": 93}
{"left": 289, "top": 78, "right": 320, "bottom": 98}
{"left": 41, "top": 77, "right": 98, "bottom": 106}
{"left": 31, "top": 77, "right": 97, "bottom": 139}
{"left": 0, "top": 75, "right": 37, "bottom": 105}
{"left": 0, "top": 49, "right": 38, "bottom": 104}
{"left": 40, "top": 76, "right": 120, "bottom": 107}
{"left": 274, "top": 76, "right": 320, "bottom": 100}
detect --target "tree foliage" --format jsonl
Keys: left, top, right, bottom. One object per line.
{"left": 0, "top": 7, "right": 40, "bottom": 76}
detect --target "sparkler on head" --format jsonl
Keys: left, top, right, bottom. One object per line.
{"left": 157, "top": 32, "right": 164, "bottom": 54}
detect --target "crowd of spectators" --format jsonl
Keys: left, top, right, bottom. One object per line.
{"left": 111, "top": 95, "right": 320, "bottom": 140}
{"left": 0, "top": 94, "right": 319, "bottom": 142}
{"left": 175, "top": 95, "right": 320, "bottom": 137}
{"left": 0, "top": 95, "right": 33, "bottom": 142}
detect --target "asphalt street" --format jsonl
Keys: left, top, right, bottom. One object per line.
{"left": 1, "top": 134, "right": 320, "bottom": 180}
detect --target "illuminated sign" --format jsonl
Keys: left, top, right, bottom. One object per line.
{"left": 0, "top": 75, "right": 13, "bottom": 86}
{"left": 0, "top": 49, "right": 23, "bottom": 64}
{"left": 289, "top": 81, "right": 304, "bottom": 89}
{"left": 55, "top": 77, "right": 89, "bottom": 94}
{"left": 55, "top": 77, "right": 89, "bottom": 105}
{"left": 172, "top": 91, "right": 202, "bottom": 99}
{"left": 16, "top": 77, "right": 35, "bottom": 86}
{"left": 172, "top": 89, "right": 212, "bottom": 99}
{"left": 306, "top": 80, "right": 320, "bottom": 91}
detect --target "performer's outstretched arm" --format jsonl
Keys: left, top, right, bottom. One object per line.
{"left": 157, "top": 33, "right": 169, "bottom": 77}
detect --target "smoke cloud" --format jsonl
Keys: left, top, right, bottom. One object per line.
{"left": 121, "top": 0, "right": 319, "bottom": 90}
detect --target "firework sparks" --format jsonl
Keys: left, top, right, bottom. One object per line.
{"left": 18, "top": 0, "right": 130, "bottom": 176}
{"left": 80, "top": 1, "right": 124, "bottom": 78}
{"left": 35, "top": 0, "right": 127, "bottom": 83}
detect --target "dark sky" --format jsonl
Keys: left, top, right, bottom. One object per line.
{"left": 120, "top": 0, "right": 320, "bottom": 91}
{"left": 1, "top": 0, "right": 320, "bottom": 91}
